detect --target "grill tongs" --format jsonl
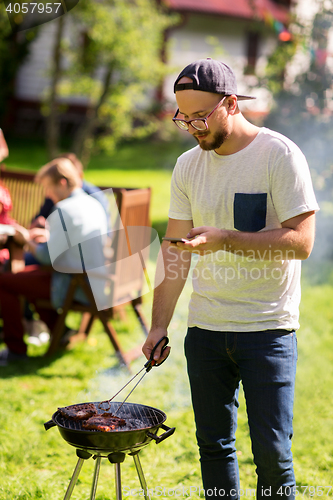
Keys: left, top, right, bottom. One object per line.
{"left": 99, "top": 336, "right": 170, "bottom": 415}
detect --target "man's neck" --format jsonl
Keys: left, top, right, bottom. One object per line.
{"left": 214, "top": 115, "right": 260, "bottom": 156}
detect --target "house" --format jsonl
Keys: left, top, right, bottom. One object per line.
{"left": 10, "top": 0, "right": 294, "bottom": 134}
{"left": 159, "top": 0, "right": 293, "bottom": 119}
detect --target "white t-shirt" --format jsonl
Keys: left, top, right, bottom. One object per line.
{"left": 45, "top": 188, "right": 109, "bottom": 309}
{"left": 169, "top": 127, "right": 319, "bottom": 332}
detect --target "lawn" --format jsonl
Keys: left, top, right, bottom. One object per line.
{"left": 0, "top": 137, "right": 333, "bottom": 499}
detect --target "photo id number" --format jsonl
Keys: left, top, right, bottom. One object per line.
{"left": 6, "top": 2, "right": 62, "bottom": 14}
{"left": 277, "top": 486, "right": 333, "bottom": 497}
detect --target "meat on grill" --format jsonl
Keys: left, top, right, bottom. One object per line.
{"left": 58, "top": 403, "right": 97, "bottom": 421}
{"left": 82, "top": 415, "right": 126, "bottom": 432}
{"left": 57, "top": 403, "right": 128, "bottom": 432}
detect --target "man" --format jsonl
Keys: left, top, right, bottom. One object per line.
{"left": 142, "top": 59, "right": 319, "bottom": 499}
{"left": 23, "top": 152, "right": 110, "bottom": 342}
{"left": 30, "top": 152, "right": 109, "bottom": 231}
{"left": 0, "top": 157, "right": 108, "bottom": 365}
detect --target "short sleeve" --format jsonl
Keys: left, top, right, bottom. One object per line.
{"left": 270, "top": 148, "right": 319, "bottom": 223}
{"left": 168, "top": 160, "right": 193, "bottom": 220}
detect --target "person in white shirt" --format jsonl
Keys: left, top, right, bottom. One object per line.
{"left": 142, "top": 58, "right": 319, "bottom": 500}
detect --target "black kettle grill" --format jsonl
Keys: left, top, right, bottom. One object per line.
{"left": 45, "top": 400, "right": 175, "bottom": 500}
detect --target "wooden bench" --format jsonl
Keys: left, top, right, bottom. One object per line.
{"left": 0, "top": 165, "right": 152, "bottom": 368}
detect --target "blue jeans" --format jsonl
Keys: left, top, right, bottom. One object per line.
{"left": 184, "top": 327, "right": 297, "bottom": 500}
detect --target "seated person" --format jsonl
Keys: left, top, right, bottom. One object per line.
{"left": 25, "top": 152, "right": 110, "bottom": 270}
{"left": 0, "top": 157, "right": 108, "bottom": 366}
{"left": 23, "top": 152, "right": 111, "bottom": 335}
{"left": 0, "top": 185, "right": 16, "bottom": 268}
{"left": 0, "top": 130, "right": 16, "bottom": 269}
{"left": 30, "top": 152, "right": 109, "bottom": 230}
{"left": 0, "top": 128, "right": 9, "bottom": 163}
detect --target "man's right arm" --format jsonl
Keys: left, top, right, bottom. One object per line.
{"left": 142, "top": 218, "right": 193, "bottom": 363}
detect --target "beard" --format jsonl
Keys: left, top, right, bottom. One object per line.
{"left": 194, "top": 128, "right": 230, "bottom": 151}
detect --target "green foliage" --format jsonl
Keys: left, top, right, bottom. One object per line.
{"left": 264, "top": 40, "right": 298, "bottom": 95}
{"left": 52, "top": 0, "right": 178, "bottom": 159}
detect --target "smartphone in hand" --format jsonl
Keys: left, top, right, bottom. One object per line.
{"left": 162, "top": 237, "right": 189, "bottom": 244}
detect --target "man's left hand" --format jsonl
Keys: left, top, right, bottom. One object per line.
{"left": 176, "top": 226, "right": 225, "bottom": 254}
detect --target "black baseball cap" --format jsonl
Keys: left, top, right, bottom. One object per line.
{"left": 174, "top": 58, "right": 256, "bottom": 101}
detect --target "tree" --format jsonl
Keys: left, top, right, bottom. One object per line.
{"left": 0, "top": 3, "right": 39, "bottom": 125}
{"left": 45, "top": 15, "right": 65, "bottom": 159}
{"left": 43, "top": 0, "right": 176, "bottom": 163}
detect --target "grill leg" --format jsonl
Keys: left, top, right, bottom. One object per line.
{"left": 115, "top": 463, "right": 122, "bottom": 500}
{"left": 63, "top": 457, "right": 85, "bottom": 500}
{"left": 90, "top": 456, "right": 101, "bottom": 500}
{"left": 63, "top": 450, "right": 92, "bottom": 500}
{"left": 133, "top": 453, "right": 151, "bottom": 500}
{"left": 108, "top": 452, "right": 125, "bottom": 500}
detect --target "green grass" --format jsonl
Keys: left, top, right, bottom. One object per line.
{"left": 1, "top": 137, "right": 333, "bottom": 498}
{"left": 1, "top": 276, "right": 333, "bottom": 499}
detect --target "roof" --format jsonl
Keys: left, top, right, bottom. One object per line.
{"left": 162, "top": 0, "right": 290, "bottom": 25}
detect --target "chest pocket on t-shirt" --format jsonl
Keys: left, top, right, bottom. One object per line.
{"left": 233, "top": 193, "right": 267, "bottom": 232}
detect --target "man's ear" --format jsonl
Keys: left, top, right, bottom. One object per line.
{"left": 226, "top": 95, "right": 238, "bottom": 115}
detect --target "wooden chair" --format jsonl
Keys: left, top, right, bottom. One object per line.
{"left": 0, "top": 166, "right": 44, "bottom": 273}
{"left": 38, "top": 188, "right": 152, "bottom": 368}
{"left": 106, "top": 188, "right": 152, "bottom": 330}
{"left": 0, "top": 165, "right": 45, "bottom": 228}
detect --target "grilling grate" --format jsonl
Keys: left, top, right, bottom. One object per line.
{"left": 55, "top": 401, "right": 165, "bottom": 433}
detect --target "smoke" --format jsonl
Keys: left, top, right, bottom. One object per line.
{"left": 77, "top": 281, "right": 193, "bottom": 413}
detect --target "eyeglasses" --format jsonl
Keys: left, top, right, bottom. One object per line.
{"left": 172, "top": 96, "right": 227, "bottom": 131}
